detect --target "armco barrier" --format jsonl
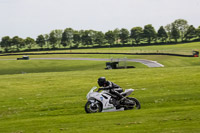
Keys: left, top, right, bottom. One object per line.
{"left": 0, "top": 52, "right": 194, "bottom": 57}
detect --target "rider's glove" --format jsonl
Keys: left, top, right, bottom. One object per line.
{"left": 97, "top": 88, "right": 103, "bottom": 92}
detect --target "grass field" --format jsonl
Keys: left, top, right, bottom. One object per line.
{"left": 0, "top": 59, "right": 148, "bottom": 75}
{"left": 0, "top": 42, "right": 200, "bottom": 133}
{"left": 12, "top": 42, "right": 200, "bottom": 55}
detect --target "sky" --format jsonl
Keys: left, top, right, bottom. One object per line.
{"left": 0, "top": 0, "right": 200, "bottom": 39}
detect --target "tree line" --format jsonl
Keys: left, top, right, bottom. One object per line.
{"left": 1, "top": 19, "right": 200, "bottom": 52}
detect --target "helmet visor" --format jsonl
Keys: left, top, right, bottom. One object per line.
{"left": 98, "top": 80, "right": 104, "bottom": 86}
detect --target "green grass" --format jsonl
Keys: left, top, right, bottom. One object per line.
{"left": 0, "top": 42, "right": 200, "bottom": 132}
{"left": 0, "top": 60, "right": 147, "bottom": 75}
{"left": 9, "top": 41, "right": 200, "bottom": 55}
{"left": 0, "top": 67, "right": 200, "bottom": 133}
{"left": 1, "top": 41, "right": 200, "bottom": 69}
{"left": 1, "top": 53, "right": 200, "bottom": 69}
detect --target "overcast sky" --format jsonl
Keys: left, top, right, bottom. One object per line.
{"left": 0, "top": 0, "right": 200, "bottom": 39}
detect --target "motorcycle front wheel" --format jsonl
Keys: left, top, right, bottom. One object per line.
{"left": 125, "top": 97, "right": 141, "bottom": 110}
{"left": 85, "top": 101, "right": 102, "bottom": 113}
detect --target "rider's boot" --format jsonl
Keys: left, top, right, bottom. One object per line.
{"left": 120, "top": 97, "right": 129, "bottom": 104}
{"left": 120, "top": 97, "right": 134, "bottom": 105}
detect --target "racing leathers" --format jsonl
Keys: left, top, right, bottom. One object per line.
{"left": 98, "top": 81, "right": 124, "bottom": 100}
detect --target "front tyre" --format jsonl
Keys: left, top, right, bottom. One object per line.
{"left": 125, "top": 97, "right": 141, "bottom": 110}
{"left": 85, "top": 101, "right": 102, "bottom": 113}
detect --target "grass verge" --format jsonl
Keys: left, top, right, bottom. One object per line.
{"left": 0, "top": 66, "right": 200, "bottom": 132}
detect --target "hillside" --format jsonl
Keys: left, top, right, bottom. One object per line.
{"left": 0, "top": 42, "right": 200, "bottom": 132}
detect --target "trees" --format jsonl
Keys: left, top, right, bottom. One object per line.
{"left": 171, "top": 24, "right": 180, "bottom": 43}
{"left": 157, "top": 26, "right": 168, "bottom": 43}
{"left": 49, "top": 30, "right": 63, "bottom": 48}
{"left": 0, "top": 36, "right": 11, "bottom": 52}
{"left": 164, "top": 19, "right": 189, "bottom": 42}
{"left": 173, "top": 19, "right": 189, "bottom": 41}
{"left": 81, "top": 30, "right": 93, "bottom": 47}
{"left": 49, "top": 31, "right": 57, "bottom": 48}
{"left": 143, "top": 24, "right": 156, "bottom": 44}
{"left": 12, "top": 36, "right": 24, "bottom": 51}
{"left": 165, "top": 24, "right": 173, "bottom": 42}
{"left": 93, "top": 31, "right": 105, "bottom": 46}
{"left": 36, "top": 35, "right": 45, "bottom": 48}
{"left": 24, "top": 37, "right": 35, "bottom": 49}
{"left": 113, "top": 28, "right": 120, "bottom": 44}
{"left": 73, "top": 30, "right": 81, "bottom": 48}
{"left": 44, "top": 34, "right": 50, "bottom": 48}
{"left": 0, "top": 18, "right": 199, "bottom": 53}
{"left": 119, "top": 28, "right": 129, "bottom": 45}
{"left": 105, "top": 30, "right": 115, "bottom": 46}
{"left": 54, "top": 29, "right": 63, "bottom": 48}
{"left": 184, "top": 25, "right": 196, "bottom": 41}
{"left": 130, "top": 27, "right": 143, "bottom": 44}
{"left": 61, "top": 28, "right": 74, "bottom": 48}
{"left": 196, "top": 26, "right": 200, "bottom": 39}
{"left": 61, "top": 31, "right": 68, "bottom": 47}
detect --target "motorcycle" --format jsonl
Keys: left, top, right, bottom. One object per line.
{"left": 85, "top": 87, "right": 141, "bottom": 113}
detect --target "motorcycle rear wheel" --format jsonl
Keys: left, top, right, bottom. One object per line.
{"left": 124, "top": 97, "right": 141, "bottom": 110}
{"left": 85, "top": 101, "right": 102, "bottom": 113}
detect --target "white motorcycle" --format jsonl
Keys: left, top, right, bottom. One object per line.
{"left": 85, "top": 87, "right": 141, "bottom": 113}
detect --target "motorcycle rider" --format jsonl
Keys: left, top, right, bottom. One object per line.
{"left": 97, "top": 77, "right": 127, "bottom": 103}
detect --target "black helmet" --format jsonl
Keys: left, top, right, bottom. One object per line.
{"left": 98, "top": 77, "right": 106, "bottom": 87}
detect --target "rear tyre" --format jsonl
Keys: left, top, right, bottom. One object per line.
{"left": 124, "top": 97, "right": 141, "bottom": 110}
{"left": 85, "top": 101, "right": 102, "bottom": 113}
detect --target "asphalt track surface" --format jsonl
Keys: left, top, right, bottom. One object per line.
{"left": 0, "top": 57, "right": 164, "bottom": 67}
{"left": 29, "top": 58, "right": 164, "bottom": 67}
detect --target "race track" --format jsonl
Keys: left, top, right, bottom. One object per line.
{"left": 30, "top": 58, "right": 164, "bottom": 67}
